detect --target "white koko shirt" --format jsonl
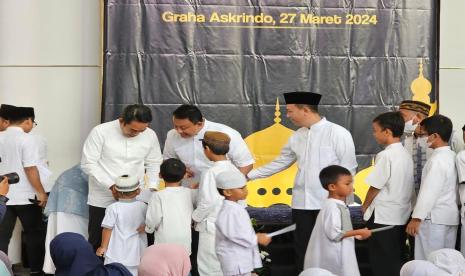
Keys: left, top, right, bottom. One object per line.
{"left": 0, "top": 127, "right": 40, "bottom": 205}
{"left": 81, "top": 119, "right": 162, "bottom": 208}
{"left": 248, "top": 118, "right": 357, "bottom": 210}
{"left": 412, "top": 146, "right": 459, "bottom": 225}
{"left": 163, "top": 119, "right": 254, "bottom": 184}
{"left": 215, "top": 200, "right": 261, "bottom": 276}
{"left": 145, "top": 186, "right": 195, "bottom": 254}
{"left": 364, "top": 143, "right": 414, "bottom": 225}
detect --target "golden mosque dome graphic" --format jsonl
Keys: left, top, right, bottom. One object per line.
{"left": 245, "top": 59, "right": 435, "bottom": 207}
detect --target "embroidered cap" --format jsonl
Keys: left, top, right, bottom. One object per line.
{"left": 399, "top": 100, "right": 431, "bottom": 116}
{"left": 115, "top": 175, "right": 140, "bottom": 192}
{"left": 283, "top": 92, "right": 322, "bottom": 105}
{"left": 200, "top": 131, "right": 231, "bottom": 147}
{"left": 216, "top": 170, "right": 247, "bottom": 189}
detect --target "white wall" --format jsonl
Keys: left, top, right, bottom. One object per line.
{"left": 440, "top": 0, "right": 465, "bottom": 130}
{"left": 0, "top": 0, "right": 102, "bottom": 183}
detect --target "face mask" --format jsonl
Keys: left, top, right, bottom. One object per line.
{"left": 416, "top": 136, "right": 431, "bottom": 149}
{"left": 404, "top": 119, "right": 418, "bottom": 134}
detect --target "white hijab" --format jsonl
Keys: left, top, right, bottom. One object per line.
{"left": 400, "top": 260, "right": 450, "bottom": 276}
{"left": 428, "top": 249, "right": 465, "bottom": 276}
{"left": 299, "top": 268, "right": 337, "bottom": 276}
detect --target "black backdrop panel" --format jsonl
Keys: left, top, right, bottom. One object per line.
{"left": 103, "top": 0, "right": 438, "bottom": 170}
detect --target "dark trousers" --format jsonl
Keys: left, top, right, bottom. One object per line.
{"left": 292, "top": 209, "right": 319, "bottom": 274}
{"left": 88, "top": 205, "right": 106, "bottom": 252}
{"left": 367, "top": 214, "right": 405, "bottom": 276}
{"left": 0, "top": 204, "right": 46, "bottom": 272}
{"left": 190, "top": 228, "right": 199, "bottom": 276}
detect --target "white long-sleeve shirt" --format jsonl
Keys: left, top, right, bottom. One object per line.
{"left": 163, "top": 119, "right": 254, "bottom": 184}
{"left": 0, "top": 127, "right": 41, "bottom": 205}
{"left": 412, "top": 146, "right": 459, "bottom": 225}
{"left": 215, "top": 200, "right": 261, "bottom": 275}
{"left": 145, "top": 186, "right": 195, "bottom": 254}
{"left": 81, "top": 119, "right": 162, "bottom": 208}
{"left": 192, "top": 160, "right": 240, "bottom": 231}
{"left": 364, "top": 143, "right": 414, "bottom": 225}
{"left": 304, "top": 198, "right": 360, "bottom": 276}
{"left": 248, "top": 118, "right": 357, "bottom": 210}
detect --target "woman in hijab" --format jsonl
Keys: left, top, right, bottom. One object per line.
{"left": 50, "top": 232, "right": 132, "bottom": 276}
{"left": 138, "top": 244, "right": 191, "bottom": 276}
{"left": 400, "top": 248, "right": 465, "bottom": 276}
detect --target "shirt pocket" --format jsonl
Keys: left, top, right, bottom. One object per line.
{"left": 319, "top": 146, "right": 338, "bottom": 169}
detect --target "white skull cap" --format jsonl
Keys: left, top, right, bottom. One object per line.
{"left": 216, "top": 170, "right": 247, "bottom": 189}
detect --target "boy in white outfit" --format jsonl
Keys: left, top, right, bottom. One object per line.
{"left": 304, "top": 165, "right": 371, "bottom": 276}
{"left": 215, "top": 170, "right": 271, "bottom": 276}
{"left": 96, "top": 175, "right": 147, "bottom": 275}
{"left": 145, "top": 158, "right": 195, "bottom": 254}
{"left": 406, "top": 115, "right": 459, "bottom": 260}
{"left": 192, "top": 131, "right": 242, "bottom": 276}
{"left": 362, "top": 111, "right": 414, "bottom": 276}
{"left": 455, "top": 124, "right": 465, "bottom": 256}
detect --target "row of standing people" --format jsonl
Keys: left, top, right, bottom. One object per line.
{"left": 304, "top": 106, "right": 465, "bottom": 275}
{"left": 1, "top": 92, "right": 464, "bottom": 275}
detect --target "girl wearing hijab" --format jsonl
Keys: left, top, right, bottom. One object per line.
{"left": 50, "top": 232, "right": 131, "bottom": 276}
{"left": 138, "top": 244, "right": 191, "bottom": 276}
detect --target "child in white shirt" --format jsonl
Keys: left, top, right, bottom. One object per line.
{"left": 145, "top": 158, "right": 195, "bottom": 254}
{"left": 406, "top": 115, "right": 459, "bottom": 260}
{"left": 192, "top": 131, "right": 241, "bottom": 276}
{"left": 304, "top": 165, "right": 371, "bottom": 276}
{"left": 96, "top": 175, "right": 147, "bottom": 275}
{"left": 362, "top": 111, "right": 414, "bottom": 275}
{"left": 215, "top": 170, "right": 271, "bottom": 276}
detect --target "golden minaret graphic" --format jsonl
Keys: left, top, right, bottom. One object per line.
{"left": 246, "top": 61, "right": 435, "bottom": 206}
{"left": 411, "top": 59, "right": 436, "bottom": 115}
{"left": 245, "top": 98, "right": 297, "bottom": 207}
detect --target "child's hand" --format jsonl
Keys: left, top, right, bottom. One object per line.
{"left": 406, "top": 218, "right": 421, "bottom": 237}
{"left": 354, "top": 227, "right": 371, "bottom": 240}
{"left": 137, "top": 224, "right": 146, "bottom": 233}
{"left": 190, "top": 182, "right": 199, "bottom": 189}
{"left": 257, "top": 233, "right": 271, "bottom": 246}
{"left": 96, "top": 247, "right": 106, "bottom": 257}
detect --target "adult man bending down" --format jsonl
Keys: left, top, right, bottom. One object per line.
{"left": 81, "top": 104, "right": 162, "bottom": 251}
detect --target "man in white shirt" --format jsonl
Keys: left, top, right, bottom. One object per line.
{"left": 406, "top": 115, "right": 459, "bottom": 260}
{"left": 81, "top": 104, "right": 162, "bottom": 251}
{"left": 248, "top": 92, "right": 358, "bottom": 273}
{"left": 163, "top": 104, "right": 254, "bottom": 183}
{"left": 163, "top": 105, "right": 254, "bottom": 275}
{"left": 0, "top": 106, "right": 47, "bottom": 275}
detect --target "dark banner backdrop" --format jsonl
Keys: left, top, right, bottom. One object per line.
{"left": 103, "top": 0, "right": 438, "bottom": 170}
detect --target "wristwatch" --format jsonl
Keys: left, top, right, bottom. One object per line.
{"left": 0, "top": 195, "right": 9, "bottom": 204}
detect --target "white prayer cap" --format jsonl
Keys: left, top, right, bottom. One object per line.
{"left": 428, "top": 248, "right": 465, "bottom": 275}
{"left": 457, "top": 151, "right": 465, "bottom": 183}
{"left": 400, "top": 260, "right": 450, "bottom": 276}
{"left": 299, "top": 268, "right": 336, "bottom": 276}
{"left": 216, "top": 170, "right": 246, "bottom": 189}
{"left": 115, "top": 175, "right": 139, "bottom": 192}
